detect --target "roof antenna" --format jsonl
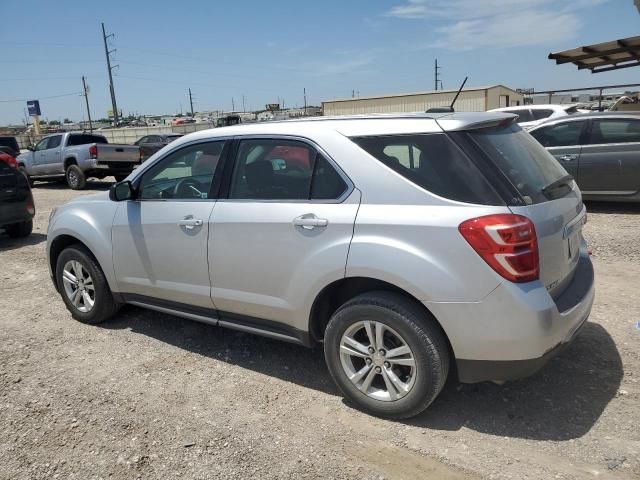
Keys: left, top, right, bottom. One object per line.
{"left": 426, "top": 76, "right": 468, "bottom": 113}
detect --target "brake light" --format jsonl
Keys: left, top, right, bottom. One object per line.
{"left": 26, "top": 197, "right": 35, "bottom": 215}
{"left": 89, "top": 145, "right": 97, "bottom": 159}
{"left": 0, "top": 154, "right": 18, "bottom": 169}
{"left": 139, "top": 147, "right": 143, "bottom": 161}
{"left": 459, "top": 214, "right": 539, "bottom": 283}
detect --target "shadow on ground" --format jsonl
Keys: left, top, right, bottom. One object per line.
{"left": 585, "top": 200, "right": 640, "bottom": 214}
{"left": 31, "top": 179, "right": 113, "bottom": 190}
{"left": 0, "top": 232, "right": 47, "bottom": 251}
{"left": 103, "top": 307, "right": 622, "bottom": 441}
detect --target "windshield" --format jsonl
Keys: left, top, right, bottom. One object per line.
{"left": 468, "top": 123, "right": 570, "bottom": 204}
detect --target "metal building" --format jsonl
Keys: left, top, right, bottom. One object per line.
{"left": 322, "top": 85, "right": 524, "bottom": 116}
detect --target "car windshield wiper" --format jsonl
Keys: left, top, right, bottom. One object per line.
{"left": 541, "top": 174, "right": 573, "bottom": 194}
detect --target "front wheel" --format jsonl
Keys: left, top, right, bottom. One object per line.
{"left": 324, "top": 291, "right": 449, "bottom": 419}
{"left": 65, "top": 164, "right": 86, "bottom": 190}
{"left": 55, "top": 245, "right": 120, "bottom": 324}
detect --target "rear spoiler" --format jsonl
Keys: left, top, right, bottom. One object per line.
{"left": 436, "top": 114, "right": 518, "bottom": 132}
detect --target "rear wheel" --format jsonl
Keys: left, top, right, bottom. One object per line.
{"left": 66, "top": 164, "right": 86, "bottom": 190}
{"left": 5, "top": 219, "right": 33, "bottom": 238}
{"left": 55, "top": 245, "right": 120, "bottom": 324}
{"left": 324, "top": 291, "right": 449, "bottom": 419}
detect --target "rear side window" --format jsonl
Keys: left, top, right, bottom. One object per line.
{"left": 588, "top": 119, "right": 640, "bottom": 144}
{"left": 508, "top": 109, "right": 534, "bottom": 123}
{"left": 67, "top": 134, "right": 108, "bottom": 146}
{"left": 351, "top": 134, "right": 502, "bottom": 205}
{"left": 531, "top": 109, "right": 554, "bottom": 120}
{"left": 530, "top": 120, "right": 585, "bottom": 147}
{"left": 469, "top": 123, "right": 569, "bottom": 204}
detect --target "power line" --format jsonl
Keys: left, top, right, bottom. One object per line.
{"left": 0, "top": 92, "right": 81, "bottom": 103}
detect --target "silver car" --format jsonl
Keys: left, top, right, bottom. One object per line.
{"left": 528, "top": 112, "right": 640, "bottom": 202}
{"left": 47, "top": 113, "right": 594, "bottom": 419}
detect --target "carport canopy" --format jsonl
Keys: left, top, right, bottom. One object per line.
{"left": 548, "top": 36, "right": 640, "bottom": 73}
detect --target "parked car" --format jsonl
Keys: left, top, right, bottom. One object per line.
{"left": 0, "top": 150, "right": 34, "bottom": 238}
{"left": 47, "top": 113, "right": 594, "bottom": 419}
{"left": 0, "top": 136, "right": 20, "bottom": 157}
{"left": 528, "top": 112, "right": 640, "bottom": 202}
{"left": 17, "top": 132, "right": 142, "bottom": 190}
{"left": 134, "top": 134, "right": 183, "bottom": 160}
{"left": 489, "top": 104, "right": 579, "bottom": 130}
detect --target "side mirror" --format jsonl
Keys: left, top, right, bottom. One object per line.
{"left": 109, "top": 181, "right": 134, "bottom": 201}
{"left": 27, "top": 145, "right": 35, "bottom": 151}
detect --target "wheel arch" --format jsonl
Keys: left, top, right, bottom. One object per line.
{"left": 311, "top": 277, "right": 450, "bottom": 343}
{"left": 64, "top": 157, "right": 78, "bottom": 169}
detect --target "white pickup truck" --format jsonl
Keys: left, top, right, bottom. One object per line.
{"left": 17, "top": 132, "right": 142, "bottom": 189}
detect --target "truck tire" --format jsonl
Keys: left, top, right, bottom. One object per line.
{"left": 324, "top": 291, "right": 449, "bottom": 419}
{"left": 5, "top": 219, "right": 33, "bottom": 238}
{"left": 66, "top": 164, "right": 86, "bottom": 190}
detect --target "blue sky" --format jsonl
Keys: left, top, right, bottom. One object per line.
{"left": 1, "top": 0, "right": 639, "bottom": 124}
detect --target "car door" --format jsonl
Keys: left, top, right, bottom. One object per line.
{"left": 29, "top": 137, "right": 51, "bottom": 175}
{"left": 40, "top": 134, "right": 63, "bottom": 174}
{"left": 208, "top": 137, "right": 359, "bottom": 332}
{"left": 529, "top": 119, "right": 587, "bottom": 181}
{"left": 112, "top": 139, "right": 228, "bottom": 309}
{"left": 577, "top": 117, "right": 640, "bottom": 195}
{"left": 146, "top": 135, "right": 164, "bottom": 156}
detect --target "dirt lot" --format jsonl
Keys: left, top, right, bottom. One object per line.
{"left": 1, "top": 180, "right": 639, "bottom": 479}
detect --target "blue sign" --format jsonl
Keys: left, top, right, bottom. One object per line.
{"left": 27, "top": 100, "right": 41, "bottom": 116}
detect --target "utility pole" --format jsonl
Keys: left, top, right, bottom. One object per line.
{"left": 242, "top": 95, "right": 246, "bottom": 112}
{"left": 231, "top": 98, "right": 235, "bottom": 112}
{"left": 101, "top": 22, "right": 119, "bottom": 126}
{"left": 435, "top": 58, "right": 442, "bottom": 91}
{"left": 82, "top": 76, "right": 93, "bottom": 132}
{"left": 304, "top": 87, "right": 307, "bottom": 115}
{"left": 188, "top": 88, "right": 195, "bottom": 116}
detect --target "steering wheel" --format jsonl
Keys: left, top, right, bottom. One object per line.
{"left": 173, "top": 178, "right": 204, "bottom": 198}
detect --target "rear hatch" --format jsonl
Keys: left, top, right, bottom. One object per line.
{"left": 462, "top": 122, "right": 586, "bottom": 298}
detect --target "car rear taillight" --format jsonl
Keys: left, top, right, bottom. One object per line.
{"left": 89, "top": 145, "right": 98, "bottom": 159}
{"left": 459, "top": 214, "right": 539, "bottom": 283}
{"left": 26, "top": 197, "right": 35, "bottom": 215}
{"left": 1, "top": 155, "right": 18, "bottom": 169}
{"left": 139, "top": 147, "right": 143, "bottom": 161}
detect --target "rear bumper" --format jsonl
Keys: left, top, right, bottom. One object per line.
{"left": 0, "top": 192, "right": 34, "bottom": 228}
{"left": 425, "top": 251, "right": 595, "bottom": 383}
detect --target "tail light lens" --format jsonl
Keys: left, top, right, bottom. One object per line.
{"left": 26, "top": 197, "right": 35, "bottom": 215}
{"left": 459, "top": 214, "right": 539, "bottom": 283}
{"left": 89, "top": 145, "right": 98, "bottom": 158}
{"left": 1, "top": 154, "right": 18, "bottom": 169}
{"left": 139, "top": 147, "right": 143, "bottom": 161}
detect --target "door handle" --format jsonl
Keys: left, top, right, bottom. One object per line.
{"left": 293, "top": 214, "right": 328, "bottom": 230}
{"left": 178, "top": 216, "right": 204, "bottom": 230}
{"left": 559, "top": 154, "right": 577, "bottom": 162}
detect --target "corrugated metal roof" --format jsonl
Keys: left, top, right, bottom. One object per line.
{"left": 548, "top": 36, "right": 640, "bottom": 74}
{"left": 322, "top": 85, "right": 518, "bottom": 104}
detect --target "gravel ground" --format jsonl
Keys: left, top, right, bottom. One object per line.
{"left": 1, "top": 180, "right": 638, "bottom": 480}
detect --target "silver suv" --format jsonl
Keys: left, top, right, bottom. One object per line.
{"left": 47, "top": 113, "right": 595, "bottom": 419}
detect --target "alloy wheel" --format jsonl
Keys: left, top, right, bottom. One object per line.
{"left": 339, "top": 320, "right": 417, "bottom": 401}
{"left": 62, "top": 260, "right": 95, "bottom": 313}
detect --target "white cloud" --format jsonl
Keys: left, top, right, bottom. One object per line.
{"left": 385, "top": 0, "right": 609, "bottom": 50}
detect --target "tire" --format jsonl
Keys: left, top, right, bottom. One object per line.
{"left": 55, "top": 245, "right": 120, "bottom": 324}
{"left": 65, "top": 164, "right": 86, "bottom": 190}
{"left": 5, "top": 219, "right": 33, "bottom": 238}
{"left": 19, "top": 167, "right": 34, "bottom": 187}
{"left": 324, "top": 291, "right": 449, "bottom": 419}
{"left": 114, "top": 175, "right": 128, "bottom": 182}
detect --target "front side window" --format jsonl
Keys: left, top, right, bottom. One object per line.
{"left": 351, "top": 134, "right": 502, "bottom": 205}
{"left": 530, "top": 121, "right": 585, "bottom": 147}
{"left": 588, "top": 119, "right": 640, "bottom": 144}
{"left": 34, "top": 137, "right": 49, "bottom": 151}
{"left": 139, "top": 141, "right": 225, "bottom": 200}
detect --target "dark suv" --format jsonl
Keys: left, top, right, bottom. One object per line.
{"left": 0, "top": 151, "right": 34, "bottom": 238}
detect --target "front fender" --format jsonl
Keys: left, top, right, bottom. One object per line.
{"left": 47, "top": 199, "right": 119, "bottom": 291}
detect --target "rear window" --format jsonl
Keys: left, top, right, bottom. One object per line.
{"left": 0, "top": 137, "right": 19, "bottom": 154}
{"left": 508, "top": 109, "right": 534, "bottom": 123}
{"left": 351, "top": 133, "right": 502, "bottom": 205}
{"left": 468, "top": 123, "right": 570, "bottom": 204}
{"left": 67, "top": 134, "right": 108, "bottom": 146}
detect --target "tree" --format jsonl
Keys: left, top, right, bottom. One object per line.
{"left": 63, "top": 118, "right": 73, "bottom": 124}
